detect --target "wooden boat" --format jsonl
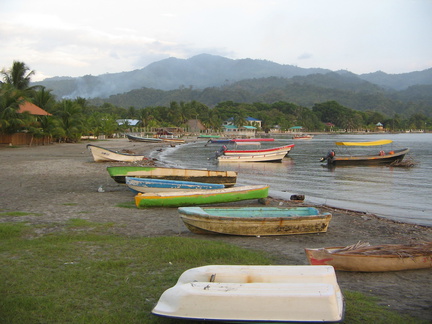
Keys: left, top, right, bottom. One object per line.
{"left": 305, "top": 242, "right": 432, "bottom": 272}
{"left": 293, "top": 134, "right": 314, "bottom": 140}
{"left": 87, "top": 144, "right": 147, "bottom": 162}
{"left": 320, "top": 139, "right": 410, "bottom": 166}
{"left": 217, "top": 150, "right": 287, "bottom": 162}
{"left": 220, "top": 143, "right": 295, "bottom": 156}
{"left": 135, "top": 185, "right": 269, "bottom": 208}
{"left": 152, "top": 265, "right": 345, "bottom": 322}
{"left": 178, "top": 206, "right": 332, "bottom": 236}
{"left": 126, "top": 134, "right": 163, "bottom": 143}
{"left": 125, "top": 177, "right": 224, "bottom": 194}
{"left": 106, "top": 166, "right": 237, "bottom": 187}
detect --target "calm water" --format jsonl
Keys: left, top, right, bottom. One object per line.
{"left": 150, "top": 133, "right": 432, "bottom": 226}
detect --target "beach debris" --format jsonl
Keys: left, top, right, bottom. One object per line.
{"left": 98, "top": 185, "right": 105, "bottom": 192}
{"left": 290, "top": 194, "right": 305, "bottom": 201}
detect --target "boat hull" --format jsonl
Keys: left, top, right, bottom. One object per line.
{"left": 305, "top": 243, "right": 432, "bottom": 272}
{"left": 87, "top": 144, "right": 146, "bottom": 162}
{"left": 218, "top": 150, "right": 287, "bottom": 162}
{"left": 134, "top": 185, "right": 269, "bottom": 208}
{"left": 326, "top": 148, "right": 409, "bottom": 166}
{"left": 107, "top": 166, "right": 237, "bottom": 187}
{"left": 178, "top": 207, "right": 332, "bottom": 236}
{"left": 223, "top": 144, "right": 295, "bottom": 156}
{"left": 152, "top": 265, "right": 344, "bottom": 322}
{"left": 125, "top": 177, "right": 224, "bottom": 194}
{"left": 126, "top": 134, "right": 162, "bottom": 143}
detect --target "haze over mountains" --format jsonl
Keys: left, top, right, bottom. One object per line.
{"left": 34, "top": 54, "right": 432, "bottom": 100}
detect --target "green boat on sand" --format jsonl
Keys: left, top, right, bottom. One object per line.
{"left": 134, "top": 185, "right": 269, "bottom": 208}
{"left": 107, "top": 166, "right": 237, "bottom": 187}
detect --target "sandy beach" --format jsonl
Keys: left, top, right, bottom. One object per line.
{"left": 1, "top": 138, "right": 431, "bottom": 321}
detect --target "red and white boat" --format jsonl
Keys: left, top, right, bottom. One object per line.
{"left": 222, "top": 143, "right": 295, "bottom": 156}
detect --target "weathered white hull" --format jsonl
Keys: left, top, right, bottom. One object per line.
{"left": 87, "top": 144, "right": 146, "bottom": 162}
{"left": 152, "top": 265, "right": 345, "bottom": 322}
{"left": 223, "top": 144, "right": 294, "bottom": 156}
{"left": 218, "top": 150, "right": 287, "bottom": 162}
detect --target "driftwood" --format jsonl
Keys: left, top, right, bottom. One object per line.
{"left": 333, "top": 241, "right": 432, "bottom": 257}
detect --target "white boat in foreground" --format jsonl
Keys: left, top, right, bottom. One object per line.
{"left": 152, "top": 265, "right": 345, "bottom": 322}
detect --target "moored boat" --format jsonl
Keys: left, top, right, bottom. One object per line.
{"left": 305, "top": 241, "right": 432, "bottom": 272}
{"left": 178, "top": 206, "right": 332, "bottom": 236}
{"left": 87, "top": 144, "right": 147, "bottom": 162}
{"left": 320, "top": 139, "right": 409, "bottom": 166}
{"left": 125, "top": 177, "right": 224, "bottom": 194}
{"left": 106, "top": 166, "right": 238, "bottom": 187}
{"left": 152, "top": 265, "right": 345, "bottom": 322}
{"left": 134, "top": 185, "right": 269, "bottom": 208}
{"left": 217, "top": 150, "right": 287, "bottom": 162}
{"left": 220, "top": 143, "right": 295, "bottom": 156}
{"left": 293, "top": 134, "right": 314, "bottom": 140}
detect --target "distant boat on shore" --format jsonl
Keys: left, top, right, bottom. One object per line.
{"left": 126, "top": 134, "right": 163, "bottom": 143}
{"left": 87, "top": 144, "right": 147, "bottom": 162}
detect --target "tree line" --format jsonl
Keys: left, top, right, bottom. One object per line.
{"left": 1, "top": 61, "right": 430, "bottom": 143}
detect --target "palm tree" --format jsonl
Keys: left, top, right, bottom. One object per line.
{"left": 1, "top": 61, "right": 35, "bottom": 91}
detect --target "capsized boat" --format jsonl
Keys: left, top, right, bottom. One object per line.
{"left": 87, "top": 144, "right": 147, "bottom": 162}
{"left": 152, "top": 265, "right": 345, "bottom": 322}
{"left": 125, "top": 177, "right": 224, "bottom": 194}
{"left": 320, "top": 139, "right": 409, "bottom": 166}
{"left": 135, "top": 185, "right": 269, "bottom": 208}
{"left": 106, "top": 166, "right": 237, "bottom": 187}
{"left": 217, "top": 150, "right": 287, "bottom": 163}
{"left": 178, "top": 206, "right": 332, "bottom": 236}
{"left": 305, "top": 241, "right": 432, "bottom": 272}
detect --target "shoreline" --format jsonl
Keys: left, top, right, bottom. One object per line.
{"left": 1, "top": 138, "right": 431, "bottom": 321}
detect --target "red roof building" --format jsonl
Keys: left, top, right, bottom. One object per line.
{"left": 18, "top": 101, "right": 51, "bottom": 116}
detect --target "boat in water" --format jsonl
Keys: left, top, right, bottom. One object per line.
{"left": 320, "top": 139, "right": 409, "bottom": 166}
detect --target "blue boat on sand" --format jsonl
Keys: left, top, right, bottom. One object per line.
{"left": 125, "top": 177, "right": 224, "bottom": 194}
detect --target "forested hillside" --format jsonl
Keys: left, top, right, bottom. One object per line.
{"left": 89, "top": 74, "right": 432, "bottom": 118}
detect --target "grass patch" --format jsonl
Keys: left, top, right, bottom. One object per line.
{"left": 0, "top": 222, "right": 426, "bottom": 324}
{"left": 0, "top": 211, "right": 42, "bottom": 217}
{"left": 62, "top": 203, "right": 78, "bottom": 206}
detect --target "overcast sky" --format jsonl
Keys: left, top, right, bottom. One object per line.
{"left": 1, "top": 0, "right": 431, "bottom": 81}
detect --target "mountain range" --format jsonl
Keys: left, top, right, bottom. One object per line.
{"left": 32, "top": 54, "right": 432, "bottom": 99}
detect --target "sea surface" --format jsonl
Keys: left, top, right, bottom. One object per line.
{"left": 150, "top": 133, "right": 432, "bottom": 227}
